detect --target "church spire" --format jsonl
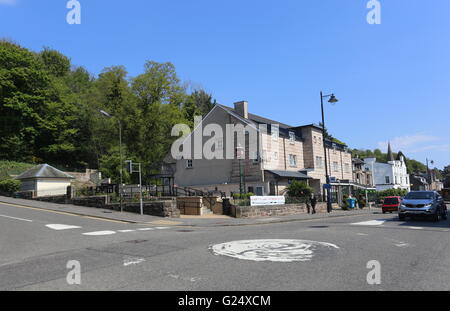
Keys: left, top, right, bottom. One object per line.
{"left": 387, "top": 142, "right": 394, "bottom": 161}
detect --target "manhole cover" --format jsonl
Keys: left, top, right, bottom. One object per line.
{"left": 210, "top": 239, "right": 339, "bottom": 262}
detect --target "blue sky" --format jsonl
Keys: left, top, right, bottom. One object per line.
{"left": 1, "top": 0, "right": 449, "bottom": 168}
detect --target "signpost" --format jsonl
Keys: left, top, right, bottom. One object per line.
{"left": 125, "top": 160, "right": 143, "bottom": 215}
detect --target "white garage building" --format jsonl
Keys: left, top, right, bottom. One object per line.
{"left": 16, "top": 164, "right": 74, "bottom": 197}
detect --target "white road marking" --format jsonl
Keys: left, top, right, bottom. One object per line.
{"left": 154, "top": 227, "right": 170, "bottom": 230}
{"left": 395, "top": 242, "right": 410, "bottom": 248}
{"left": 82, "top": 230, "right": 116, "bottom": 236}
{"left": 0, "top": 214, "right": 33, "bottom": 222}
{"left": 123, "top": 257, "right": 145, "bottom": 266}
{"left": 45, "top": 224, "right": 81, "bottom": 230}
{"left": 351, "top": 220, "right": 386, "bottom": 226}
{"left": 210, "top": 239, "right": 339, "bottom": 263}
{"left": 118, "top": 230, "right": 136, "bottom": 233}
{"left": 357, "top": 233, "right": 369, "bottom": 236}
{"left": 137, "top": 228, "right": 154, "bottom": 231}
{"left": 408, "top": 227, "right": 424, "bottom": 230}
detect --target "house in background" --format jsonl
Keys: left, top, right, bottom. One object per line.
{"left": 168, "top": 101, "right": 353, "bottom": 198}
{"left": 363, "top": 144, "right": 410, "bottom": 192}
{"left": 15, "top": 164, "right": 74, "bottom": 197}
{"left": 410, "top": 174, "right": 429, "bottom": 191}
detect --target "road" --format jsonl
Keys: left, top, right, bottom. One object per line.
{"left": 1, "top": 201, "right": 450, "bottom": 291}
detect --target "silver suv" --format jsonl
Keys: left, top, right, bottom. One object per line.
{"left": 399, "top": 191, "right": 448, "bottom": 221}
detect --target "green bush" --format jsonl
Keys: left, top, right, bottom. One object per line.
{"left": 0, "top": 178, "right": 21, "bottom": 194}
{"left": 287, "top": 181, "right": 313, "bottom": 198}
{"left": 342, "top": 194, "right": 349, "bottom": 210}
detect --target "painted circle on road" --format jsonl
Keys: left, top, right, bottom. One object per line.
{"left": 210, "top": 239, "right": 339, "bottom": 263}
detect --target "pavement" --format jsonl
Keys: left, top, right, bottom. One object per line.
{"left": 0, "top": 195, "right": 378, "bottom": 227}
{"left": 1, "top": 196, "right": 449, "bottom": 291}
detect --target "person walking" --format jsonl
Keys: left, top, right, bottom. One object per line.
{"left": 310, "top": 193, "right": 317, "bottom": 214}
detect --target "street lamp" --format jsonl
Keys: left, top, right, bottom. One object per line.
{"left": 99, "top": 110, "right": 124, "bottom": 212}
{"left": 320, "top": 91, "right": 339, "bottom": 213}
{"left": 426, "top": 158, "right": 434, "bottom": 190}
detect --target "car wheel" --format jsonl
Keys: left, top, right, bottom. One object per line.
{"left": 442, "top": 210, "right": 448, "bottom": 220}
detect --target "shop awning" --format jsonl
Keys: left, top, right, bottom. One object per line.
{"left": 266, "top": 170, "right": 312, "bottom": 179}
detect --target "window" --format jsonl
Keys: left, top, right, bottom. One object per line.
{"left": 313, "top": 136, "right": 317, "bottom": 144}
{"left": 271, "top": 126, "right": 279, "bottom": 141}
{"left": 333, "top": 161, "right": 339, "bottom": 172}
{"left": 289, "top": 131, "right": 295, "bottom": 144}
{"left": 316, "top": 156, "right": 324, "bottom": 169}
{"left": 273, "top": 152, "right": 278, "bottom": 160}
{"left": 186, "top": 160, "right": 193, "bottom": 169}
{"left": 344, "top": 163, "right": 350, "bottom": 174}
{"left": 385, "top": 176, "right": 390, "bottom": 184}
{"left": 289, "top": 154, "right": 297, "bottom": 167}
{"left": 252, "top": 151, "right": 260, "bottom": 164}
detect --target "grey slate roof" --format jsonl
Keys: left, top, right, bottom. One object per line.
{"left": 266, "top": 170, "right": 312, "bottom": 179}
{"left": 217, "top": 104, "right": 293, "bottom": 129}
{"left": 15, "top": 164, "right": 74, "bottom": 180}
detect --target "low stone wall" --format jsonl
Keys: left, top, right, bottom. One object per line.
{"left": 106, "top": 200, "right": 180, "bottom": 218}
{"left": 233, "top": 202, "right": 328, "bottom": 218}
{"left": 71, "top": 196, "right": 109, "bottom": 208}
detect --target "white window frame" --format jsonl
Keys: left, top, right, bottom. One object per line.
{"left": 289, "top": 131, "right": 295, "bottom": 144}
{"left": 289, "top": 154, "right": 297, "bottom": 167}
{"left": 316, "top": 156, "right": 324, "bottom": 169}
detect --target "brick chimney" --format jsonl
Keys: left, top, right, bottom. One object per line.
{"left": 234, "top": 101, "right": 249, "bottom": 119}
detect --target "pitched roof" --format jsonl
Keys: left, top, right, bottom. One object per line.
{"left": 15, "top": 164, "right": 74, "bottom": 180}
{"left": 217, "top": 104, "right": 293, "bottom": 129}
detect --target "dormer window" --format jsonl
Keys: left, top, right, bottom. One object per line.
{"left": 289, "top": 131, "right": 295, "bottom": 144}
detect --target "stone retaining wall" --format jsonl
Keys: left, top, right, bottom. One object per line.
{"left": 233, "top": 202, "right": 329, "bottom": 218}
{"left": 106, "top": 200, "right": 180, "bottom": 218}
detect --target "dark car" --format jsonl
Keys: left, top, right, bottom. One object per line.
{"left": 382, "top": 196, "right": 401, "bottom": 214}
{"left": 399, "top": 191, "right": 448, "bottom": 221}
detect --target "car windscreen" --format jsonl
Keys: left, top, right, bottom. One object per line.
{"left": 383, "top": 198, "right": 399, "bottom": 205}
{"left": 404, "top": 192, "right": 434, "bottom": 200}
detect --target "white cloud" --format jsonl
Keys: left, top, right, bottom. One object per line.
{"left": 377, "top": 134, "right": 440, "bottom": 152}
{"left": 0, "top": 0, "right": 16, "bottom": 5}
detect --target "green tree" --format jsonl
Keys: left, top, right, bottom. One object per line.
{"left": 287, "top": 181, "right": 313, "bottom": 198}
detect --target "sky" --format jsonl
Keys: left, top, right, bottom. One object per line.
{"left": 0, "top": 0, "right": 449, "bottom": 168}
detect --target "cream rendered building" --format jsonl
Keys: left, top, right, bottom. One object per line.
{"left": 169, "top": 101, "right": 353, "bottom": 198}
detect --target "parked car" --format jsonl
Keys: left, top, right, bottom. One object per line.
{"left": 399, "top": 191, "right": 448, "bottom": 221}
{"left": 382, "top": 196, "right": 401, "bottom": 214}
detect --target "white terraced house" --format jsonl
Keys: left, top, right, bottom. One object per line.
{"left": 164, "top": 101, "right": 354, "bottom": 199}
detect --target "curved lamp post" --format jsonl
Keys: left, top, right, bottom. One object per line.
{"left": 320, "top": 92, "right": 339, "bottom": 213}
{"left": 99, "top": 110, "right": 123, "bottom": 212}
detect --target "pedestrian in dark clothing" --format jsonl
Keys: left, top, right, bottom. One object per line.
{"left": 310, "top": 193, "right": 317, "bottom": 214}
